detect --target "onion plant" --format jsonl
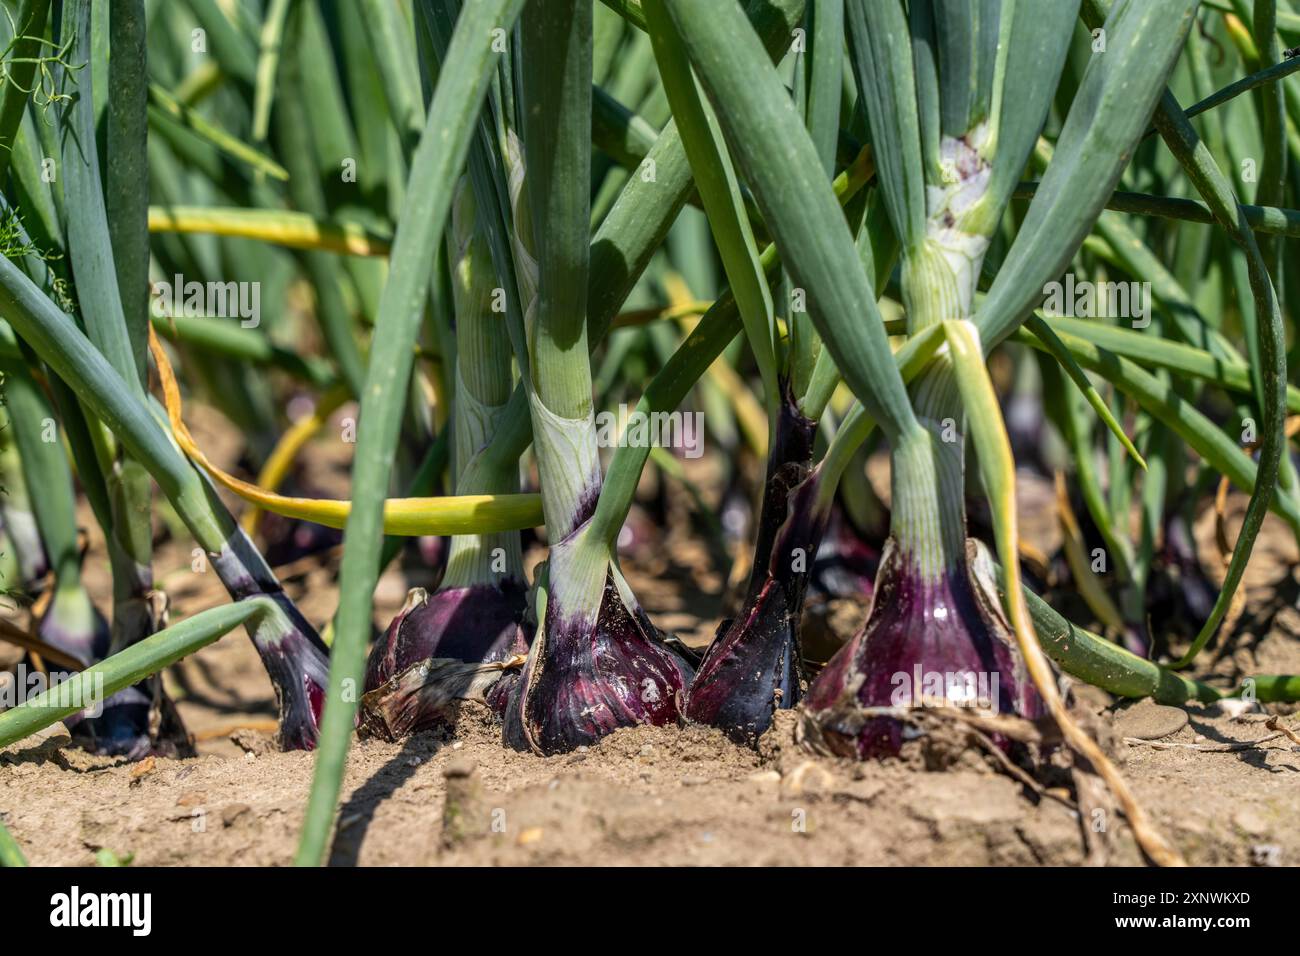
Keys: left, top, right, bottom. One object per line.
{"left": 6, "top": 0, "right": 1300, "bottom": 872}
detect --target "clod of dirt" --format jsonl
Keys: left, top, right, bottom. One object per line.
{"left": 756, "top": 709, "right": 803, "bottom": 768}
{"left": 1112, "top": 699, "right": 1189, "bottom": 740}
{"left": 229, "top": 729, "right": 278, "bottom": 755}
{"left": 441, "top": 758, "right": 490, "bottom": 847}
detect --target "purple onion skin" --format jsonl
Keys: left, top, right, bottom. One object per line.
{"left": 742, "top": 381, "right": 817, "bottom": 603}
{"left": 258, "top": 598, "right": 330, "bottom": 751}
{"left": 364, "top": 579, "right": 530, "bottom": 693}
{"left": 259, "top": 512, "right": 343, "bottom": 568}
{"left": 357, "top": 581, "right": 532, "bottom": 740}
{"left": 359, "top": 656, "right": 524, "bottom": 741}
{"left": 253, "top": 474, "right": 345, "bottom": 567}
{"left": 485, "top": 671, "right": 518, "bottom": 717}
{"left": 1148, "top": 510, "right": 1217, "bottom": 651}
{"left": 70, "top": 684, "right": 195, "bottom": 760}
{"left": 801, "top": 541, "right": 1042, "bottom": 760}
{"left": 213, "top": 540, "right": 330, "bottom": 751}
{"left": 808, "top": 504, "right": 882, "bottom": 606}
{"left": 685, "top": 474, "right": 824, "bottom": 742}
{"left": 505, "top": 573, "right": 694, "bottom": 755}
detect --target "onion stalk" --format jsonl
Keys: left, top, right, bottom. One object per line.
{"left": 360, "top": 181, "right": 531, "bottom": 740}
{"left": 501, "top": 0, "right": 694, "bottom": 755}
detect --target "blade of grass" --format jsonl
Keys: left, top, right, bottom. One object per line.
{"left": 1247, "top": 0, "right": 1286, "bottom": 276}
{"left": 1001, "top": 569, "right": 1220, "bottom": 704}
{"left": 587, "top": 0, "right": 807, "bottom": 346}
{"left": 0, "top": 356, "right": 83, "bottom": 598}
{"left": 593, "top": 84, "right": 659, "bottom": 167}
{"left": 183, "top": 0, "right": 257, "bottom": 85}
{"left": 62, "top": 0, "right": 158, "bottom": 668}
{"left": 599, "top": 0, "right": 648, "bottom": 31}
{"left": 358, "top": 0, "right": 423, "bottom": 153}
{"left": 274, "top": 23, "right": 368, "bottom": 397}
{"left": 1040, "top": 314, "right": 1300, "bottom": 413}
{"left": 805, "top": 0, "right": 843, "bottom": 178}
{"left": 151, "top": 312, "right": 334, "bottom": 386}
{"left": 981, "top": 0, "right": 1081, "bottom": 219}
{"left": 1147, "top": 53, "right": 1300, "bottom": 135}
{"left": 1038, "top": 353, "right": 1135, "bottom": 576}
{"left": 61, "top": 0, "right": 142, "bottom": 398}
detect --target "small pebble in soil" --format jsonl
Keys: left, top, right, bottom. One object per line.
{"left": 129, "top": 757, "right": 156, "bottom": 784}
{"left": 1252, "top": 844, "right": 1282, "bottom": 867}
{"left": 1217, "top": 698, "right": 1259, "bottom": 719}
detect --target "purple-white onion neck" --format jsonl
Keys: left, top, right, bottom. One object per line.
{"left": 545, "top": 521, "right": 615, "bottom": 626}
{"left": 39, "top": 582, "right": 109, "bottom": 666}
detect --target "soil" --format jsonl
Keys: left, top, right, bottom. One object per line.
{"left": 3, "top": 403, "right": 1299, "bottom": 867}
